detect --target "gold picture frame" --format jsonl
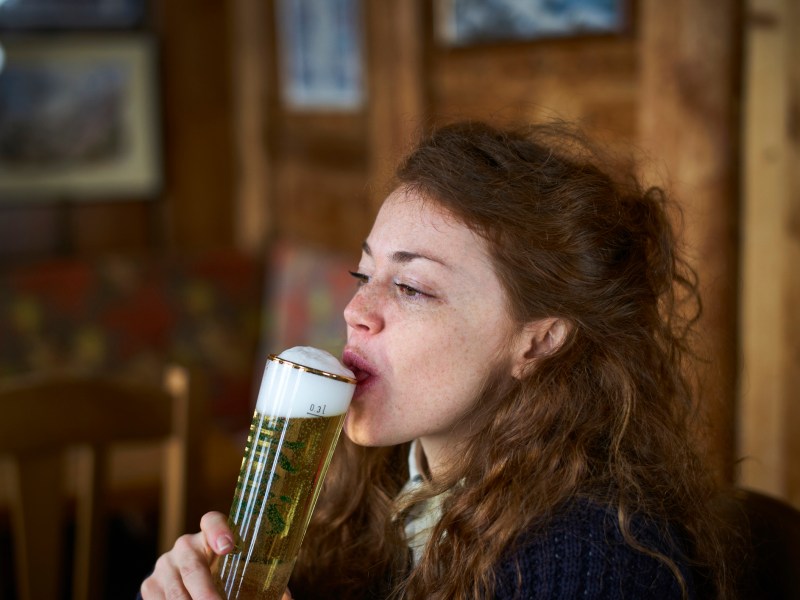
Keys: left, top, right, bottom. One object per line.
{"left": 0, "top": 35, "right": 161, "bottom": 201}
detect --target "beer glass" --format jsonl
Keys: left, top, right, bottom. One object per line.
{"left": 211, "top": 347, "right": 355, "bottom": 599}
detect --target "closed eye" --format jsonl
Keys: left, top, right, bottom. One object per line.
{"left": 394, "top": 281, "right": 428, "bottom": 299}
{"left": 348, "top": 271, "right": 370, "bottom": 287}
{"left": 349, "top": 271, "right": 432, "bottom": 300}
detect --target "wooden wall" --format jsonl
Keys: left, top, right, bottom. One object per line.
{"left": 638, "top": 0, "right": 741, "bottom": 481}
{"left": 739, "top": 0, "right": 800, "bottom": 505}
{"left": 366, "top": 1, "right": 639, "bottom": 207}
{"left": 240, "top": 0, "right": 796, "bottom": 505}
{"left": 0, "top": 0, "right": 236, "bottom": 262}
{"left": 240, "top": 0, "right": 747, "bottom": 489}
{"left": 157, "top": 0, "right": 236, "bottom": 252}
{"left": 228, "top": 0, "right": 373, "bottom": 260}
{"left": 2, "top": 0, "right": 798, "bottom": 506}
{"left": 237, "top": 1, "right": 641, "bottom": 246}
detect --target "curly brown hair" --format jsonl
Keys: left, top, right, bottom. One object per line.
{"left": 289, "top": 121, "right": 732, "bottom": 599}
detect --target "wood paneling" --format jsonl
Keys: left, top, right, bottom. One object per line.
{"left": 638, "top": 0, "right": 741, "bottom": 482}
{"left": 158, "top": 0, "right": 236, "bottom": 251}
{"left": 740, "top": 0, "right": 800, "bottom": 506}
{"left": 432, "top": 37, "right": 638, "bottom": 140}
{"left": 0, "top": 201, "right": 155, "bottom": 262}
{"left": 0, "top": 205, "right": 62, "bottom": 261}
{"left": 231, "top": 0, "right": 272, "bottom": 254}
{"left": 268, "top": 112, "right": 372, "bottom": 254}
{"left": 249, "top": 0, "right": 376, "bottom": 254}
{"left": 231, "top": 0, "right": 767, "bottom": 498}
{"left": 365, "top": 0, "right": 430, "bottom": 209}
{"left": 786, "top": 0, "right": 800, "bottom": 506}
{"left": 0, "top": 1, "right": 237, "bottom": 261}
{"left": 68, "top": 202, "right": 154, "bottom": 255}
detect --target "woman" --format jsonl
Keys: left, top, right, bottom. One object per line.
{"left": 140, "top": 121, "right": 732, "bottom": 599}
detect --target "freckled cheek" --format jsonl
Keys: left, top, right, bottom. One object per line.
{"left": 395, "top": 336, "right": 477, "bottom": 402}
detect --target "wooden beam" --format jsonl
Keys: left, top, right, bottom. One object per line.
{"left": 231, "top": 0, "right": 272, "bottom": 253}
{"left": 365, "top": 0, "right": 429, "bottom": 210}
{"left": 638, "top": 0, "right": 741, "bottom": 481}
{"left": 158, "top": 0, "right": 236, "bottom": 250}
{"left": 785, "top": 0, "right": 800, "bottom": 504}
{"left": 739, "top": 0, "right": 800, "bottom": 507}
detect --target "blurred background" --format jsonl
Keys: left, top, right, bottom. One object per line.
{"left": 0, "top": 0, "right": 797, "bottom": 598}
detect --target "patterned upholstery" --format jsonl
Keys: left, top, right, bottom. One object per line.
{"left": 0, "top": 242, "right": 356, "bottom": 431}
{"left": 261, "top": 240, "right": 355, "bottom": 359}
{"left": 0, "top": 250, "right": 264, "bottom": 431}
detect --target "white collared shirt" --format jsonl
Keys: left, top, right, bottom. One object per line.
{"left": 401, "top": 440, "right": 446, "bottom": 565}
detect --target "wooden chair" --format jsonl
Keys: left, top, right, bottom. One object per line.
{"left": 0, "top": 367, "right": 204, "bottom": 600}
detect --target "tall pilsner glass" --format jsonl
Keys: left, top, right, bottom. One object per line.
{"left": 211, "top": 346, "right": 355, "bottom": 599}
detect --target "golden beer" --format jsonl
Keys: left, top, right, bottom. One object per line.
{"left": 212, "top": 348, "right": 355, "bottom": 599}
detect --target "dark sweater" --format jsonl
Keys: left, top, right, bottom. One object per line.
{"left": 136, "top": 501, "right": 695, "bottom": 600}
{"left": 493, "top": 500, "right": 694, "bottom": 599}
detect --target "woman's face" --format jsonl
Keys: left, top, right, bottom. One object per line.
{"left": 342, "top": 188, "right": 525, "bottom": 470}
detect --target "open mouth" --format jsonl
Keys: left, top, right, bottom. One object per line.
{"left": 342, "top": 349, "right": 376, "bottom": 394}
{"left": 352, "top": 367, "right": 371, "bottom": 383}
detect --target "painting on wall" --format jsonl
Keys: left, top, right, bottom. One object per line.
{"left": 0, "top": 0, "right": 146, "bottom": 30}
{"left": 0, "top": 36, "right": 161, "bottom": 201}
{"left": 437, "top": 0, "right": 628, "bottom": 46}
{"left": 274, "top": 0, "right": 364, "bottom": 111}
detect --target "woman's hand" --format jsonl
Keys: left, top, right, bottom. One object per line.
{"left": 140, "top": 511, "right": 294, "bottom": 599}
{"left": 140, "top": 511, "right": 233, "bottom": 599}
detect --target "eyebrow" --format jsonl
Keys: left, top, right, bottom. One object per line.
{"left": 361, "top": 241, "right": 450, "bottom": 268}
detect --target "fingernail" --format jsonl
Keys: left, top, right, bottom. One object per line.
{"left": 216, "top": 535, "right": 233, "bottom": 553}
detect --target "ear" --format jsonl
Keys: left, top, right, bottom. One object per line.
{"left": 510, "top": 317, "right": 570, "bottom": 379}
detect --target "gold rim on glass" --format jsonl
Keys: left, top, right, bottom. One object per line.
{"left": 267, "top": 353, "right": 357, "bottom": 384}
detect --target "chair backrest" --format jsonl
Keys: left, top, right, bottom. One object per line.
{"left": 0, "top": 367, "right": 201, "bottom": 600}
{"left": 734, "top": 488, "right": 800, "bottom": 599}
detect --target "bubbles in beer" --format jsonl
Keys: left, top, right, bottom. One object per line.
{"left": 212, "top": 348, "right": 355, "bottom": 599}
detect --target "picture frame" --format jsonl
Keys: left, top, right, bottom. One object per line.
{"left": 0, "top": 0, "right": 146, "bottom": 30}
{"left": 437, "top": 0, "right": 628, "bottom": 47}
{"left": 0, "top": 35, "right": 161, "bottom": 201}
{"left": 274, "top": 0, "right": 364, "bottom": 111}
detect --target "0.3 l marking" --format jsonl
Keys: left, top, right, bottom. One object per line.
{"left": 306, "top": 403, "right": 327, "bottom": 417}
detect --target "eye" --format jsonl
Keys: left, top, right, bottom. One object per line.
{"left": 348, "top": 271, "right": 370, "bottom": 287}
{"left": 394, "top": 281, "right": 427, "bottom": 299}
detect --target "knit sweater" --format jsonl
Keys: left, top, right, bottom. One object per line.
{"left": 492, "top": 499, "right": 695, "bottom": 600}
{"left": 134, "top": 500, "right": 694, "bottom": 600}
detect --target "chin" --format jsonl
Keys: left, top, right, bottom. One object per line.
{"left": 343, "top": 416, "right": 392, "bottom": 448}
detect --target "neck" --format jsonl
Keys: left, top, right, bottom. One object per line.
{"left": 417, "top": 436, "right": 450, "bottom": 479}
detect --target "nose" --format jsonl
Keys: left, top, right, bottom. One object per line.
{"left": 343, "top": 285, "right": 384, "bottom": 335}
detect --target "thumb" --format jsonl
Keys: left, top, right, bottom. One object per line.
{"left": 200, "top": 511, "right": 235, "bottom": 555}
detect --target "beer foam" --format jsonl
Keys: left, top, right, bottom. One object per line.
{"left": 278, "top": 346, "right": 354, "bottom": 379}
{"left": 255, "top": 346, "right": 355, "bottom": 418}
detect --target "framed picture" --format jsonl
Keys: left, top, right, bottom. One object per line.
{"left": 274, "top": 0, "right": 364, "bottom": 111}
{"left": 0, "top": 35, "right": 161, "bottom": 201}
{"left": 437, "top": 0, "right": 628, "bottom": 46}
{"left": 0, "top": 0, "right": 146, "bottom": 30}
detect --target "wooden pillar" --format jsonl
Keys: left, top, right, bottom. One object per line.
{"left": 158, "top": 0, "right": 236, "bottom": 250}
{"left": 231, "top": 0, "right": 272, "bottom": 253}
{"left": 365, "top": 0, "right": 429, "bottom": 210}
{"left": 739, "top": 0, "right": 800, "bottom": 506}
{"left": 638, "top": 0, "right": 741, "bottom": 481}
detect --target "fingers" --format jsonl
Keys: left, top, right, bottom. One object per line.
{"left": 173, "top": 533, "right": 223, "bottom": 599}
{"left": 282, "top": 590, "right": 293, "bottom": 600}
{"left": 140, "top": 511, "right": 232, "bottom": 600}
{"left": 200, "top": 511, "right": 235, "bottom": 556}
{"left": 140, "top": 537, "right": 197, "bottom": 599}
{"left": 141, "top": 533, "right": 220, "bottom": 600}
